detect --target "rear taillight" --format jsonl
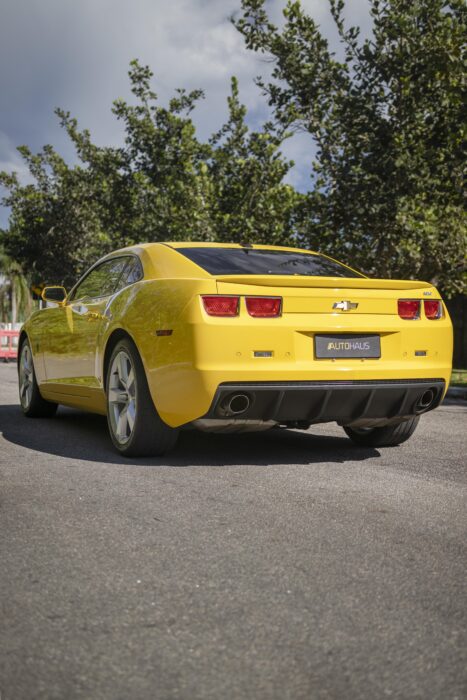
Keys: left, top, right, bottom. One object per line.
{"left": 202, "top": 295, "right": 239, "bottom": 316}
{"left": 245, "top": 296, "right": 282, "bottom": 317}
{"left": 424, "top": 299, "right": 442, "bottom": 320}
{"left": 398, "top": 299, "right": 420, "bottom": 320}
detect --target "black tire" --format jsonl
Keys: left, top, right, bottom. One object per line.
{"left": 343, "top": 416, "right": 420, "bottom": 447}
{"left": 18, "top": 338, "right": 58, "bottom": 418}
{"left": 106, "top": 338, "right": 178, "bottom": 457}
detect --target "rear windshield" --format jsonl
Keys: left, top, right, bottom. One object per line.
{"left": 176, "top": 247, "right": 362, "bottom": 278}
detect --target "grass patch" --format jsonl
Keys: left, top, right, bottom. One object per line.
{"left": 450, "top": 369, "right": 467, "bottom": 387}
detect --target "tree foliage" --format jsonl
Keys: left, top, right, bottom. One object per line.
{"left": 235, "top": 0, "right": 466, "bottom": 294}
{"left": 1, "top": 0, "right": 466, "bottom": 296}
{"left": 0, "top": 245, "right": 32, "bottom": 323}
{"left": 0, "top": 61, "right": 298, "bottom": 288}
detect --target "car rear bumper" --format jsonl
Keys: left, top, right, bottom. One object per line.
{"left": 201, "top": 379, "right": 446, "bottom": 428}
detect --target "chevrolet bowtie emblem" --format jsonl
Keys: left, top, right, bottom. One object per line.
{"left": 333, "top": 300, "right": 359, "bottom": 311}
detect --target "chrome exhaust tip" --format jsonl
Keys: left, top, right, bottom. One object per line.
{"left": 416, "top": 388, "right": 435, "bottom": 412}
{"left": 222, "top": 393, "right": 251, "bottom": 416}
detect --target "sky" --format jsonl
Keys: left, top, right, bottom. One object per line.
{"left": 0, "top": 0, "right": 372, "bottom": 228}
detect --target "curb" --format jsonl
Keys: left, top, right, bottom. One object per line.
{"left": 446, "top": 386, "right": 467, "bottom": 402}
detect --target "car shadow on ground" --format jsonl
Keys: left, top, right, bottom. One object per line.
{"left": 0, "top": 403, "right": 380, "bottom": 467}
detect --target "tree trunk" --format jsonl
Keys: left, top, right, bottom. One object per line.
{"left": 11, "top": 277, "right": 17, "bottom": 325}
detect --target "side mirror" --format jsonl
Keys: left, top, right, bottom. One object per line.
{"left": 41, "top": 286, "right": 67, "bottom": 304}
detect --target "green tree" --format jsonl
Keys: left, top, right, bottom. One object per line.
{"left": 0, "top": 149, "right": 113, "bottom": 288}
{"left": 0, "top": 61, "right": 298, "bottom": 287}
{"left": 235, "top": 0, "right": 466, "bottom": 294}
{"left": 209, "top": 76, "right": 299, "bottom": 244}
{"left": 0, "top": 245, "right": 32, "bottom": 323}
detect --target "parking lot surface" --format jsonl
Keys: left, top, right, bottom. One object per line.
{"left": 0, "top": 362, "right": 466, "bottom": 700}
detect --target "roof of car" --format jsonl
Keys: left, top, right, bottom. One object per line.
{"left": 95, "top": 241, "right": 363, "bottom": 281}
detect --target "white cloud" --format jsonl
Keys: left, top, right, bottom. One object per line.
{"left": 0, "top": 0, "right": 372, "bottom": 223}
{"left": 281, "top": 130, "right": 318, "bottom": 192}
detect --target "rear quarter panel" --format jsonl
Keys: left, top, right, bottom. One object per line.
{"left": 104, "top": 277, "right": 217, "bottom": 426}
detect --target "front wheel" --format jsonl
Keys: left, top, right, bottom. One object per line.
{"left": 106, "top": 339, "right": 178, "bottom": 457}
{"left": 18, "top": 339, "right": 58, "bottom": 417}
{"left": 343, "top": 416, "right": 420, "bottom": 447}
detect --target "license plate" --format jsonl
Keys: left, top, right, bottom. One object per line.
{"left": 315, "top": 334, "right": 381, "bottom": 359}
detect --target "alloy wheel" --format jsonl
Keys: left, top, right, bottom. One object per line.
{"left": 108, "top": 350, "right": 137, "bottom": 444}
{"left": 19, "top": 344, "right": 33, "bottom": 409}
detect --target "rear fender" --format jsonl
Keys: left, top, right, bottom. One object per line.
{"left": 105, "top": 278, "right": 217, "bottom": 425}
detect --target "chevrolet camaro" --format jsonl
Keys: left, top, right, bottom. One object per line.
{"left": 18, "top": 243, "right": 453, "bottom": 456}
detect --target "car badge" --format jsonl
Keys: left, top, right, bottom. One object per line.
{"left": 333, "top": 300, "right": 359, "bottom": 312}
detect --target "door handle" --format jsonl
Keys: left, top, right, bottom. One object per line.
{"left": 87, "top": 312, "right": 101, "bottom": 320}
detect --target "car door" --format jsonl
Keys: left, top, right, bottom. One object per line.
{"left": 43, "top": 257, "right": 129, "bottom": 386}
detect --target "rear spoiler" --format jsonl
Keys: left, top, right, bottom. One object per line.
{"left": 215, "top": 275, "right": 434, "bottom": 291}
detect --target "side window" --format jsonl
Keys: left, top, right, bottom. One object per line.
{"left": 116, "top": 256, "right": 143, "bottom": 292}
{"left": 72, "top": 258, "right": 128, "bottom": 301}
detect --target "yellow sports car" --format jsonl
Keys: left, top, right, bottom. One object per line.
{"left": 18, "top": 242, "right": 453, "bottom": 456}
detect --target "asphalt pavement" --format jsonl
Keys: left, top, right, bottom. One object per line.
{"left": 0, "top": 361, "right": 466, "bottom": 700}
